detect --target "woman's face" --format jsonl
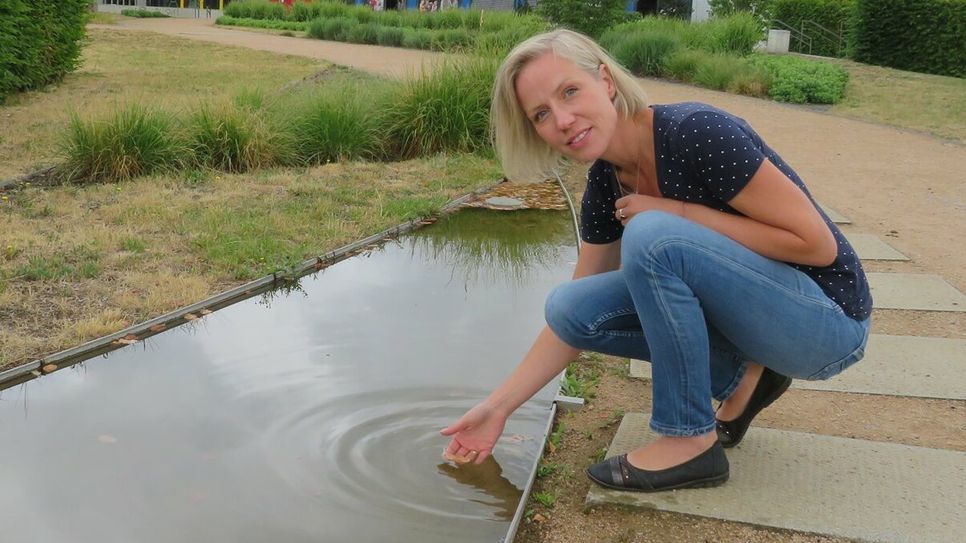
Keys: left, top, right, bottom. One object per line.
{"left": 514, "top": 52, "right": 618, "bottom": 163}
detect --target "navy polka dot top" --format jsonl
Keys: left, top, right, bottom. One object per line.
{"left": 579, "top": 102, "right": 872, "bottom": 321}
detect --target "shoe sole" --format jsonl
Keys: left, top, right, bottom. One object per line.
{"left": 586, "top": 470, "right": 730, "bottom": 493}
{"left": 720, "top": 377, "right": 792, "bottom": 449}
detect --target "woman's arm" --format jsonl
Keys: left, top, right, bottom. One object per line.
{"left": 441, "top": 239, "right": 620, "bottom": 464}
{"left": 616, "top": 159, "right": 838, "bottom": 267}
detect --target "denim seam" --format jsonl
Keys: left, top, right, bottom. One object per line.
{"left": 649, "top": 419, "right": 717, "bottom": 437}
{"left": 588, "top": 307, "right": 638, "bottom": 332}
{"left": 644, "top": 250, "right": 698, "bottom": 431}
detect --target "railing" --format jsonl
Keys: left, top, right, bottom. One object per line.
{"left": 771, "top": 18, "right": 847, "bottom": 57}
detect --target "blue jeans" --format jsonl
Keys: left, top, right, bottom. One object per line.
{"left": 545, "top": 212, "right": 870, "bottom": 437}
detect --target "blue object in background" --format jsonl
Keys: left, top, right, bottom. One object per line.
{"left": 626, "top": 0, "right": 636, "bottom": 11}
{"left": 408, "top": 0, "right": 418, "bottom": 8}
{"left": 460, "top": 0, "right": 473, "bottom": 8}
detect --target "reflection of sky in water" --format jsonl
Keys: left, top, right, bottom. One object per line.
{"left": 0, "top": 210, "right": 576, "bottom": 543}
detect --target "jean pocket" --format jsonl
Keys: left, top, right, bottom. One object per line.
{"left": 805, "top": 342, "right": 866, "bottom": 381}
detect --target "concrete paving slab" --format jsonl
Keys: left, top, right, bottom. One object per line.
{"left": 586, "top": 413, "right": 966, "bottom": 543}
{"left": 846, "top": 233, "right": 909, "bottom": 261}
{"left": 868, "top": 272, "right": 966, "bottom": 312}
{"left": 817, "top": 201, "right": 851, "bottom": 224}
{"left": 629, "top": 335, "right": 966, "bottom": 400}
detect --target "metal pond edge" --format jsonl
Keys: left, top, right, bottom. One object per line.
{"left": 503, "top": 401, "right": 557, "bottom": 543}
{"left": 0, "top": 181, "right": 502, "bottom": 391}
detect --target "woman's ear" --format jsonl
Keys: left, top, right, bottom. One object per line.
{"left": 598, "top": 63, "right": 617, "bottom": 102}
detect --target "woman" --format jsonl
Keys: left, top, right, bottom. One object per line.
{"left": 441, "top": 29, "right": 871, "bottom": 492}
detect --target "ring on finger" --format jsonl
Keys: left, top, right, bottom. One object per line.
{"left": 618, "top": 209, "right": 626, "bottom": 220}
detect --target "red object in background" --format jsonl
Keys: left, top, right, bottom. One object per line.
{"left": 269, "top": 0, "right": 297, "bottom": 6}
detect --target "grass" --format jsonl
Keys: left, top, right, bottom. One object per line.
{"left": 832, "top": 59, "right": 966, "bottom": 141}
{"left": 0, "top": 28, "right": 321, "bottom": 179}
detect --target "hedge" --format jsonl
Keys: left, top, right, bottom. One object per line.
{"left": 851, "top": 0, "right": 966, "bottom": 78}
{"left": 0, "top": 0, "right": 90, "bottom": 103}
{"left": 768, "top": 0, "right": 855, "bottom": 58}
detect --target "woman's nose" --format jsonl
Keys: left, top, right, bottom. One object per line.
{"left": 553, "top": 106, "right": 575, "bottom": 131}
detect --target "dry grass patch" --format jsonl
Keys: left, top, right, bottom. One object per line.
{"left": 0, "top": 28, "right": 322, "bottom": 179}
{"left": 0, "top": 153, "right": 501, "bottom": 370}
{"left": 832, "top": 59, "right": 966, "bottom": 142}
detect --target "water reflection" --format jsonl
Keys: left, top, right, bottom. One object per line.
{"left": 410, "top": 208, "right": 574, "bottom": 288}
{"left": 0, "top": 210, "right": 576, "bottom": 543}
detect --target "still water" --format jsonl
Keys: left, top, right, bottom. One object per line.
{"left": 0, "top": 209, "right": 576, "bottom": 543}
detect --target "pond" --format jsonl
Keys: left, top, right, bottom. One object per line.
{"left": 0, "top": 209, "right": 577, "bottom": 543}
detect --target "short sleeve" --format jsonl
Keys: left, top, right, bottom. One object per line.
{"left": 674, "top": 111, "right": 765, "bottom": 203}
{"left": 579, "top": 161, "right": 623, "bottom": 244}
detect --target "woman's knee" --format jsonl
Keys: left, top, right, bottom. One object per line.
{"left": 620, "top": 211, "right": 702, "bottom": 268}
{"left": 544, "top": 282, "right": 581, "bottom": 345}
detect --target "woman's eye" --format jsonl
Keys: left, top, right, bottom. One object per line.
{"left": 534, "top": 110, "right": 548, "bottom": 123}
{"left": 563, "top": 87, "right": 578, "bottom": 97}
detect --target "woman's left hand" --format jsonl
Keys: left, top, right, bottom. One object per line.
{"left": 614, "top": 195, "right": 682, "bottom": 226}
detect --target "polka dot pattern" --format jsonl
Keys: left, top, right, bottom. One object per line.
{"left": 579, "top": 102, "right": 872, "bottom": 321}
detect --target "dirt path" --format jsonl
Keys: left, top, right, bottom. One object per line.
{"left": 94, "top": 18, "right": 448, "bottom": 78}
{"left": 75, "top": 19, "right": 966, "bottom": 543}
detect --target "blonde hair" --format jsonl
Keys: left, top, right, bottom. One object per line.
{"left": 491, "top": 29, "right": 649, "bottom": 183}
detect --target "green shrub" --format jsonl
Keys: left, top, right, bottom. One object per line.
{"left": 537, "top": 0, "right": 638, "bottom": 39}
{"left": 401, "top": 28, "right": 434, "bottom": 50}
{"left": 188, "top": 104, "right": 285, "bottom": 173}
{"left": 705, "top": 11, "right": 763, "bottom": 55}
{"left": 381, "top": 58, "right": 496, "bottom": 159}
{"left": 290, "top": 0, "right": 324, "bottom": 22}
{"left": 432, "top": 28, "right": 474, "bottom": 52}
{"left": 285, "top": 83, "right": 387, "bottom": 164}
{"left": 663, "top": 48, "right": 709, "bottom": 81}
{"left": 769, "top": 0, "right": 855, "bottom": 58}
{"left": 376, "top": 25, "right": 405, "bottom": 47}
{"left": 0, "top": 0, "right": 89, "bottom": 103}
{"left": 610, "top": 30, "right": 683, "bottom": 76}
{"left": 224, "top": 0, "right": 287, "bottom": 20}
{"left": 851, "top": 0, "right": 965, "bottom": 78}
{"left": 749, "top": 54, "right": 849, "bottom": 103}
{"left": 346, "top": 23, "right": 382, "bottom": 45}
{"left": 121, "top": 9, "right": 171, "bottom": 18}
{"left": 217, "top": 15, "right": 308, "bottom": 32}
{"left": 692, "top": 53, "right": 755, "bottom": 90}
{"left": 309, "top": 16, "right": 358, "bottom": 41}
{"left": 60, "top": 105, "right": 186, "bottom": 183}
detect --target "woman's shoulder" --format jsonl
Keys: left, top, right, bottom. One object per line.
{"left": 653, "top": 102, "right": 737, "bottom": 125}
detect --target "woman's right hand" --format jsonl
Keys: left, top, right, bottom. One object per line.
{"left": 440, "top": 403, "right": 508, "bottom": 465}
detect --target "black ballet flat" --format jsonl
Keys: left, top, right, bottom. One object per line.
{"left": 586, "top": 442, "right": 729, "bottom": 492}
{"left": 716, "top": 367, "right": 792, "bottom": 448}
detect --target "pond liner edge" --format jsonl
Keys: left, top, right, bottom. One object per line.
{"left": 502, "top": 399, "right": 557, "bottom": 543}
{"left": 0, "top": 180, "right": 506, "bottom": 391}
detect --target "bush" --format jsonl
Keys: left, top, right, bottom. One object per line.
{"left": 851, "top": 0, "right": 966, "bottom": 78}
{"left": 748, "top": 54, "right": 848, "bottom": 103}
{"left": 0, "top": 0, "right": 89, "bottom": 103}
{"left": 769, "top": 0, "right": 855, "bottom": 58}
{"left": 401, "top": 28, "right": 434, "bottom": 50}
{"left": 121, "top": 9, "right": 171, "bottom": 18}
{"left": 381, "top": 58, "right": 496, "bottom": 159}
{"left": 217, "top": 16, "right": 308, "bottom": 32}
{"left": 376, "top": 26, "right": 405, "bottom": 47}
{"left": 663, "top": 48, "right": 708, "bottom": 81}
{"left": 691, "top": 53, "right": 756, "bottom": 90}
{"left": 60, "top": 105, "right": 186, "bottom": 183}
{"left": 346, "top": 23, "right": 381, "bottom": 45}
{"left": 309, "top": 16, "right": 358, "bottom": 41}
{"left": 285, "top": 83, "right": 387, "bottom": 165}
{"left": 705, "top": 10, "right": 763, "bottom": 55}
{"left": 610, "top": 30, "right": 683, "bottom": 76}
{"left": 188, "top": 104, "right": 285, "bottom": 173}
{"left": 536, "top": 0, "right": 637, "bottom": 39}
{"left": 224, "top": 0, "right": 287, "bottom": 20}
